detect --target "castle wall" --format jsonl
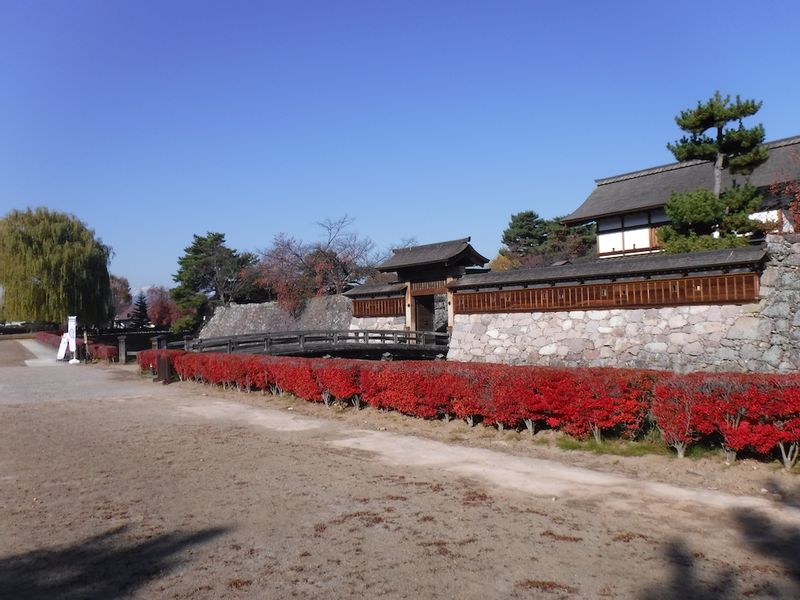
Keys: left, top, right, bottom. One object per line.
{"left": 447, "top": 235, "right": 800, "bottom": 373}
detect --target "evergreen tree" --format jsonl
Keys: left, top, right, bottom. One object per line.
{"left": 667, "top": 91, "right": 767, "bottom": 196}
{"left": 497, "top": 212, "right": 595, "bottom": 268}
{"left": 661, "top": 92, "right": 769, "bottom": 253}
{"left": 131, "top": 292, "right": 150, "bottom": 329}
{"left": 170, "top": 232, "right": 261, "bottom": 332}
{"left": 0, "top": 207, "right": 112, "bottom": 326}
{"left": 501, "top": 211, "right": 548, "bottom": 255}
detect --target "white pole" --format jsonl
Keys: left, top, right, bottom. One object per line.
{"left": 68, "top": 316, "right": 80, "bottom": 364}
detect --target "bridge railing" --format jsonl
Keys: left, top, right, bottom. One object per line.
{"left": 172, "top": 329, "right": 450, "bottom": 355}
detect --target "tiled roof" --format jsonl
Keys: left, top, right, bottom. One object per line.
{"left": 343, "top": 282, "right": 407, "bottom": 297}
{"left": 450, "top": 246, "right": 766, "bottom": 290}
{"left": 378, "top": 238, "right": 489, "bottom": 271}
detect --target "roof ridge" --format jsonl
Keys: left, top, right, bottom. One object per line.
{"left": 392, "top": 237, "right": 470, "bottom": 253}
{"left": 595, "top": 135, "right": 800, "bottom": 186}
{"left": 764, "top": 135, "right": 800, "bottom": 149}
{"left": 596, "top": 159, "right": 708, "bottom": 185}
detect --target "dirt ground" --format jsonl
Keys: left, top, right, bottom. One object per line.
{"left": 2, "top": 339, "right": 800, "bottom": 599}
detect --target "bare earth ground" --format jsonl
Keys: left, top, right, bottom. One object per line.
{"left": 2, "top": 339, "right": 800, "bottom": 599}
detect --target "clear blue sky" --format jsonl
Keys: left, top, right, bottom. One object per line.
{"left": 1, "top": 0, "right": 798, "bottom": 292}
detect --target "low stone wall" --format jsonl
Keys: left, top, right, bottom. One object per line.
{"left": 349, "top": 316, "right": 406, "bottom": 330}
{"left": 448, "top": 235, "right": 800, "bottom": 373}
{"left": 200, "top": 295, "right": 353, "bottom": 339}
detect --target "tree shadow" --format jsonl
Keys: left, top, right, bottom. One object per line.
{"left": 639, "top": 540, "right": 737, "bottom": 600}
{"left": 639, "top": 477, "right": 800, "bottom": 599}
{"left": 0, "top": 524, "right": 228, "bottom": 600}
{"left": 735, "top": 479, "right": 800, "bottom": 584}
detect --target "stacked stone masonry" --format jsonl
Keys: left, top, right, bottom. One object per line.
{"left": 349, "top": 316, "right": 406, "bottom": 330}
{"left": 447, "top": 235, "right": 800, "bottom": 373}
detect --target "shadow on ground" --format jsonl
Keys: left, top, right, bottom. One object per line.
{"left": 640, "top": 478, "right": 800, "bottom": 599}
{"left": 0, "top": 525, "right": 228, "bottom": 599}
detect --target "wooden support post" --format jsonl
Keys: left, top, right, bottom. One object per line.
{"left": 184, "top": 335, "right": 193, "bottom": 351}
{"left": 446, "top": 276, "right": 455, "bottom": 332}
{"left": 404, "top": 282, "right": 413, "bottom": 330}
{"left": 117, "top": 335, "right": 127, "bottom": 364}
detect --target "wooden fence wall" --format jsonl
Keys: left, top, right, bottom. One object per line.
{"left": 453, "top": 273, "right": 759, "bottom": 315}
{"left": 352, "top": 297, "right": 405, "bottom": 318}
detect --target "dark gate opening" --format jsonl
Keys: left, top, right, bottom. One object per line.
{"left": 414, "top": 295, "right": 435, "bottom": 331}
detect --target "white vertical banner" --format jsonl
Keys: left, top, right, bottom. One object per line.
{"left": 57, "top": 333, "right": 69, "bottom": 360}
{"left": 67, "top": 316, "right": 80, "bottom": 364}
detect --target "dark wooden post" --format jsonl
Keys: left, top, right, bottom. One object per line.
{"left": 117, "top": 335, "right": 127, "bottom": 364}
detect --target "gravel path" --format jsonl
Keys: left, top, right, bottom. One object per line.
{"left": 1, "top": 339, "right": 799, "bottom": 599}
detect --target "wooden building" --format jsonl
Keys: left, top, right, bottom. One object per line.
{"left": 345, "top": 238, "right": 488, "bottom": 332}
{"left": 346, "top": 238, "right": 765, "bottom": 331}
{"left": 563, "top": 135, "right": 800, "bottom": 258}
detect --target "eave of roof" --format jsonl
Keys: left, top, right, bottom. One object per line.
{"left": 563, "top": 135, "right": 800, "bottom": 225}
{"left": 378, "top": 237, "right": 489, "bottom": 272}
{"left": 343, "top": 282, "right": 407, "bottom": 298}
{"left": 449, "top": 246, "right": 766, "bottom": 290}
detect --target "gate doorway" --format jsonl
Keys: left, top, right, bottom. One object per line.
{"left": 414, "top": 295, "right": 435, "bottom": 332}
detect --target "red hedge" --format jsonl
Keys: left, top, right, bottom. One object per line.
{"left": 36, "top": 331, "right": 118, "bottom": 362}
{"left": 135, "top": 349, "right": 800, "bottom": 463}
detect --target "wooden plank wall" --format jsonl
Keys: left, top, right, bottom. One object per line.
{"left": 453, "top": 273, "right": 759, "bottom": 315}
{"left": 410, "top": 279, "right": 448, "bottom": 296}
{"left": 352, "top": 297, "right": 405, "bottom": 318}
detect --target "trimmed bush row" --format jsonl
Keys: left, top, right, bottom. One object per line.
{"left": 35, "top": 331, "right": 119, "bottom": 362}
{"left": 136, "top": 350, "right": 800, "bottom": 469}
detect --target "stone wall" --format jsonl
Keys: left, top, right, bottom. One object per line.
{"left": 447, "top": 235, "right": 800, "bottom": 373}
{"left": 349, "top": 316, "right": 406, "bottom": 330}
{"left": 200, "top": 295, "right": 353, "bottom": 339}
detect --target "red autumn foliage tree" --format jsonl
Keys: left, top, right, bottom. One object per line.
{"left": 550, "top": 369, "right": 651, "bottom": 442}
{"left": 257, "top": 216, "right": 380, "bottom": 315}
{"left": 652, "top": 375, "right": 705, "bottom": 458}
{"left": 146, "top": 285, "right": 180, "bottom": 328}
{"left": 769, "top": 148, "right": 800, "bottom": 231}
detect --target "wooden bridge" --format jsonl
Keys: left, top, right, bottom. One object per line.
{"left": 174, "top": 329, "right": 450, "bottom": 360}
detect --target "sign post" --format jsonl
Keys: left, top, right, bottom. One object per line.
{"left": 67, "top": 316, "right": 80, "bottom": 364}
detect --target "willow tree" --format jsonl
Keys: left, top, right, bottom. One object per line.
{"left": 0, "top": 208, "right": 113, "bottom": 326}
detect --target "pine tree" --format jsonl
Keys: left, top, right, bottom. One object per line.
{"left": 131, "top": 292, "right": 150, "bottom": 329}
{"left": 501, "top": 211, "right": 548, "bottom": 255}
{"left": 498, "top": 211, "right": 595, "bottom": 267}
{"left": 667, "top": 91, "right": 767, "bottom": 196}
{"left": 661, "top": 92, "right": 769, "bottom": 253}
{"left": 170, "top": 232, "right": 262, "bottom": 332}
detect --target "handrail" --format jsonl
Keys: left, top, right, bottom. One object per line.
{"left": 183, "top": 329, "right": 450, "bottom": 354}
